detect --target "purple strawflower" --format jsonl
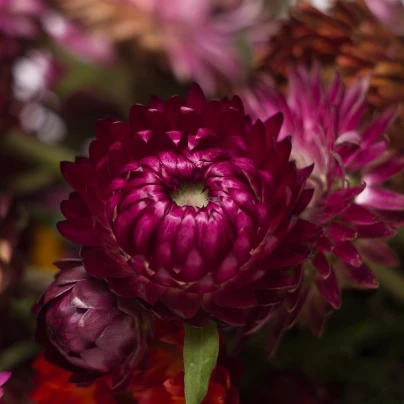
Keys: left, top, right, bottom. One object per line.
{"left": 33, "top": 259, "right": 152, "bottom": 388}
{"left": 242, "top": 65, "right": 404, "bottom": 334}
{"left": 57, "top": 84, "right": 318, "bottom": 326}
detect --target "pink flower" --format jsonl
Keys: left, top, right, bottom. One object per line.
{"left": 57, "top": 84, "right": 318, "bottom": 326}
{"left": 138, "top": 0, "right": 272, "bottom": 92}
{"left": 0, "top": 371, "right": 11, "bottom": 399}
{"left": 131, "top": 0, "right": 271, "bottom": 92}
{"left": 0, "top": 0, "right": 43, "bottom": 37}
{"left": 242, "top": 65, "right": 404, "bottom": 334}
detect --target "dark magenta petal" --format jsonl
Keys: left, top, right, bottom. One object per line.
{"left": 326, "top": 222, "right": 357, "bottom": 241}
{"left": 340, "top": 204, "right": 379, "bottom": 225}
{"left": 316, "top": 270, "right": 340, "bottom": 309}
{"left": 343, "top": 263, "right": 379, "bottom": 289}
{"left": 333, "top": 241, "right": 362, "bottom": 267}
{"left": 83, "top": 248, "right": 133, "bottom": 278}
{"left": 57, "top": 220, "right": 100, "bottom": 246}
{"left": 186, "top": 83, "right": 207, "bottom": 113}
{"left": 312, "top": 252, "right": 331, "bottom": 279}
{"left": 355, "top": 223, "right": 396, "bottom": 239}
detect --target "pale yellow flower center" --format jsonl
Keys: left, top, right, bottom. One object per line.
{"left": 171, "top": 182, "right": 209, "bottom": 208}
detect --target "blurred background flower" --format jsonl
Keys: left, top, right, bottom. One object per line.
{"left": 50, "top": 0, "right": 282, "bottom": 94}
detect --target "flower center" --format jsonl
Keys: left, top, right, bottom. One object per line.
{"left": 171, "top": 182, "right": 209, "bottom": 208}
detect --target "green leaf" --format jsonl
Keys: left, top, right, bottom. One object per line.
{"left": 184, "top": 321, "right": 219, "bottom": 404}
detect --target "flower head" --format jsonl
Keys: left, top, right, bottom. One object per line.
{"left": 242, "top": 66, "right": 404, "bottom": 333}
{"left": 57, "top": 84, "right": 318, "bottom": 326}
{"left": 33, "top": 259, "right": 152, "bottom": 388}
{"left": 51, "top": 0, "right": 272, "bottom": 93}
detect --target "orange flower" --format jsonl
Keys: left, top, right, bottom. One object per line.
{"left": 31, "top": 353, "right": 114, "bottom": 404}
{"left": 129, "top": 321, "right": 240, "bottom": 404}
{"left": 31, "top": 323, "right": 240, "bottom": 404}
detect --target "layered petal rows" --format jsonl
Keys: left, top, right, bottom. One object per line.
{"left": 58, "top": 84, "right": 318, "bottom": 326}
{"left": 33, "top": 260, "right": 152, "bottom": 388}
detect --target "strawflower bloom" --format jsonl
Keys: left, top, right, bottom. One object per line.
{"left": 33, "top": 259, "right": 152, "bottom": 388}
{"left": 51, "top": 0, "right": 272, "bottom": 93}
{"left": 242, "top": 65, "right": 404, "bottom": 334}
{"left": 58, "top": 84, "right": 318, "bottom": 326}
{"left": 0, "top": 371, "right": 11, "bottom": 399}
{"left": 129, "top": 320, "right": 241, "bottom": 404}
{"left": 259, "top": 0, "right": 404, "bottom": 147}
{"left": 31, "top": 353, "right": 114, "bottom": 404}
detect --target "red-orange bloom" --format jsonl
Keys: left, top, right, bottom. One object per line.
{"left": 31, "top": 353, "right": 114, "bottom": 404}
{"left": 129, "top": 321, "right": 240, "bottom": 404}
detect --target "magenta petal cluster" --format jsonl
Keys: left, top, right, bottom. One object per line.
{"left": 57, "top": 84, "right": 318, "bottom": 326}
{"left": 0, "top": 371, "right": 11, "bottom": 399}
{"left": 242, "top": 66, "right": 404, "bottom": 333}
{"left": 130, "top": 0, "right": 271, "bottom": 93}
{"left": 0, "top": 0, "right": 43, "bottom": 38}
{"left": 33, "top": 260, "right": 152, "bottom": 388}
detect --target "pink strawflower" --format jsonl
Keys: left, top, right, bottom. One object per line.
{"left": 0, "top": 371, "right": 11, "bottom": 399}
{"left": 130, "top": 0, "right": 271, "bottom": 92}
{"left": 242, "top": 65, "right": 404, "bottom": 334}
{"left": 57, "top": 84, "right": 318, "bottom": 326}
{"left": 52, "top": 0, "right": 273, "bottom": 93}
